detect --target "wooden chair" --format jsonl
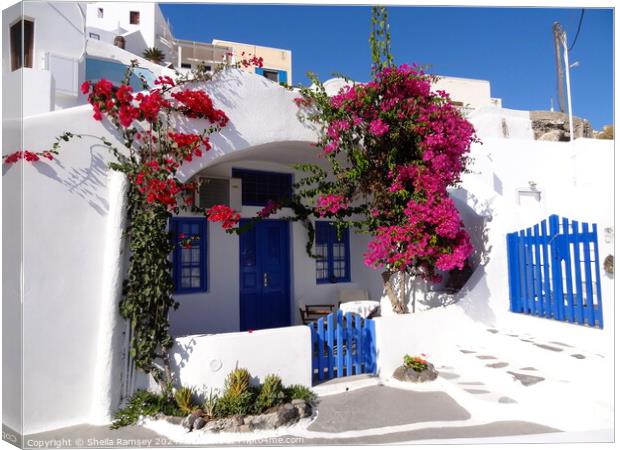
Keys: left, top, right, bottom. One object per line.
{"left": 299, "top": 304, "right": 335, "bottom": 325}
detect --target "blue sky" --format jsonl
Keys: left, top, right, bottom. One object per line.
{"left": 160, "top": 4, "right": 613, "bottom": 129}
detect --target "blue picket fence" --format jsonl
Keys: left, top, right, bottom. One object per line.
{"left": 308, "top": 310, "right": 377, "bottom": 383}
{"left": 507, "top": 215, "right": 603, "bottom": 328}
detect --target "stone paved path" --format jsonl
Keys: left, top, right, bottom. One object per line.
{"left": 307, "top": 385, "right": 470, "bottom": 432}
{"left": 18, "top": 385, "right": 563, "bottom": 447}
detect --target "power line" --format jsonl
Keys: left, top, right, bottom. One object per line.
{"left": 569, "top": 9, "right": 585, "bottom": 52}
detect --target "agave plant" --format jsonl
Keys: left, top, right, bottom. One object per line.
{"left": 202, "top": 389, "right": 220, "bottom": 418}
{"left": 174, "top": 386, "right": 199, "bottom": 414}
{"left": 142, "top": 47, "right": 165, "bottom": 64}
{"left": 224, "top": 368, "right": 251, "bottom": 397}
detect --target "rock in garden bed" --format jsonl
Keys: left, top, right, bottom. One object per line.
{"left": 393, "top": 355, "right": 439, "bottom": 383}
{"left": 171, "top": 400, "right": 313, "bottom": 433}
{"left": 393, "top": 365, "right": 438, "bottom": 383}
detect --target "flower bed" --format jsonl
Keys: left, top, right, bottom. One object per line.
{"left": 113, "top": 369, "right": 316, "bottom": 433}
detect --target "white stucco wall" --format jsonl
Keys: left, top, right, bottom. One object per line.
{"left": 2, "top": 2, "right": 87, "bottom": 116}
{"left": 12, "top": 105, "right": 129, "bottom": 434}
{"left": 171, "top": 326, "right": 312, "bottom": 395}
{"left": 85, "top": 2, "right": 156, "bottom": 50}
{"left": 432, "top": 75, "right": 501, "bottom": 108}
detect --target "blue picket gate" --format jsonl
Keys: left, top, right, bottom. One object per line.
{"left": 308, "top": 310, "right": 377, "bottom": 383}
{"left": 507, "top": 215, "right": 603, "bottom": 328}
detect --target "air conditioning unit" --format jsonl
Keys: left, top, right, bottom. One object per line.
{"left": 196, "top": 176, "right": 242, "bottom": 211}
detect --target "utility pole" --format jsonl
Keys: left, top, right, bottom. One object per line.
{"left": 552, "top": 22, "right": 567, "bottom": 113}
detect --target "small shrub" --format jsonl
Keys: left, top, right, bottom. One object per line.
{"left": 225, "top": 367, "right": 251, "bottom": 397}
{"left": 214, "top": 389, "right": 257, "bottom": 417}
{"left": 111, "top": 389, "right": 183, "bottom": 429}
{"left": 403, "top": 354, "right": 429, "bottom": 372}
{"left": 213, "top": 368, "right": 256, "bottom": 417}
{"left": 284, "top": 384, "right": 317, "bottom": 405}
{"left": 255, "top": 374, "right": 285, "bottom": 412}
{"left": 174, "top": 386, "right": 199, "bottom": 414}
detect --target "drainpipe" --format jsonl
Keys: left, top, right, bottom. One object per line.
{"left": 90, "top": 172, "right": 129, "bottom": 424}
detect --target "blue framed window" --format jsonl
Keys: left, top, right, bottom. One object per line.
{"left": 231, "top": 168, "right": 292, "bottom": 206}
{"left": 315, "top": 221, "right": 351, "bottom": 284}
{"left": 85, "top": 57, "right": 156, "bottom": 90}
{"left": 254, "top": 67, "right": 287, "bottom": 84}
{"left": 170, "top": 217, "right": 208, "bottom": 294}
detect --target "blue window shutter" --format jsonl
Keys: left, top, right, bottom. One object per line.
{"left": 231, "top": 168, "right": 292, "bottom": 206}
{"left": 278, "top": 70, "right": 287, "bottom": 84}
{"left": 170, "top": 217, "right": 208, "bottom": 294}
{"left": 254, "top": 67, "right": 264, "bottom": 76}
{"left": 315, "top": 221, "right": 351, "bottom": 284}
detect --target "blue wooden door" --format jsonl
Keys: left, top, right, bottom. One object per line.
{"left": 239, "top": 220, "right": 291, "bottom": 331}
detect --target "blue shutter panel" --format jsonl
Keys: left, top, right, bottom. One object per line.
{"left": 278, "top": 70, "right": 287, "bottom": 84}
{"left": 170, "top": 217, "right": 208, "bottom": 294}
{"left": 315, "top": 221, "right": 351, "bottom": 284}
{"left": 254, "top": 67, "right": 264, "bottom": 76}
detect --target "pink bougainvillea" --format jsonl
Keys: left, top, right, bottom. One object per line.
{"left": 296, "top": 63, "right": 479, "bottom": 282}
{"left": 315, "top": 194, "right": 349, "bottom": 217}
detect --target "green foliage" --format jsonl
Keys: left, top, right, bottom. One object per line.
{"left": 370, "top": 6, "right": 394, "bottom": 74}
{"left": 255, "top": 374, "right": 285, "bottom": 412}
{"left": 403, "top": 354, "right": 429, "bottom": 372}
{"left": 224, "top": 368, "right": 252, "bottom": 397}
{"left": 214, "top": 389, "right": 258, "bottom": 417}
{"left": 142, "top": 47, "right": 165, "bottom": 64}
{"left": 174, "top": 386, "right": 199, "bottom": 414}
{"left": 202, "top": 389, "right": 220, "bottom": 418}
{"left": 119, "top": 185, "right": 178, "bottom": 385}
{"left": 283, "top": 384, "right": 318, "bottom": 405}
{"left": 212, "top": 367, "right": 255, "bottom": 417}
{"left": 111, "top": 389, "right": 183, "bottom": 429}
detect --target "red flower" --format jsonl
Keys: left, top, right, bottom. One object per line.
{"left": 23, "top": 151, "right": 40, "bottom": 162}
{"left": 115, "top": 84, "right": 133, "bottom": 103}
{"left": 136, "top": 90, "right": 169, "bottom": 123}
{"left": 170, "top": 89, "right": 229, "bottom": 126}
{"left": 205, "top": 204, "right": 240, "bottom": 229}
{"left": 154, "top": 76, "right": 175, "bottom": 87}
{"left": 3, "top": 151, "right": 23, "bottom": 164}
{"left": 118, "top": 104, "right": 139, "bottom": 128}
{"left": 135, "top": 172, "right": 145, "bottom": 185}
{"left": 92, "top": 104, "right": 103, "bottom": 121}
{"left": 93, "top": 79, "right": 113, "bottom": 97}
{"left": 80, "top": 81, "right": 91, "bottom": 95}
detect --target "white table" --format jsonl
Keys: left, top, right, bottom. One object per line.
{"left": 339, "top": 300, "right": 380, "bottom": 318}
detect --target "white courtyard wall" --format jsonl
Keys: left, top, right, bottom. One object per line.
{"left": 171, "top": 326, "right": 312, "bottom": 396}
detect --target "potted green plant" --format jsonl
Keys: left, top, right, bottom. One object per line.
{"left": 393, "top": 354, "right": 438, "bottom": 383}
{"left": 142, "top": 47, "right": 165, "bottom": 64}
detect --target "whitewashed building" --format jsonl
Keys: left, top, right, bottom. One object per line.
{"left": 2, "top": 1, "right": 613, "bottom": 440}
